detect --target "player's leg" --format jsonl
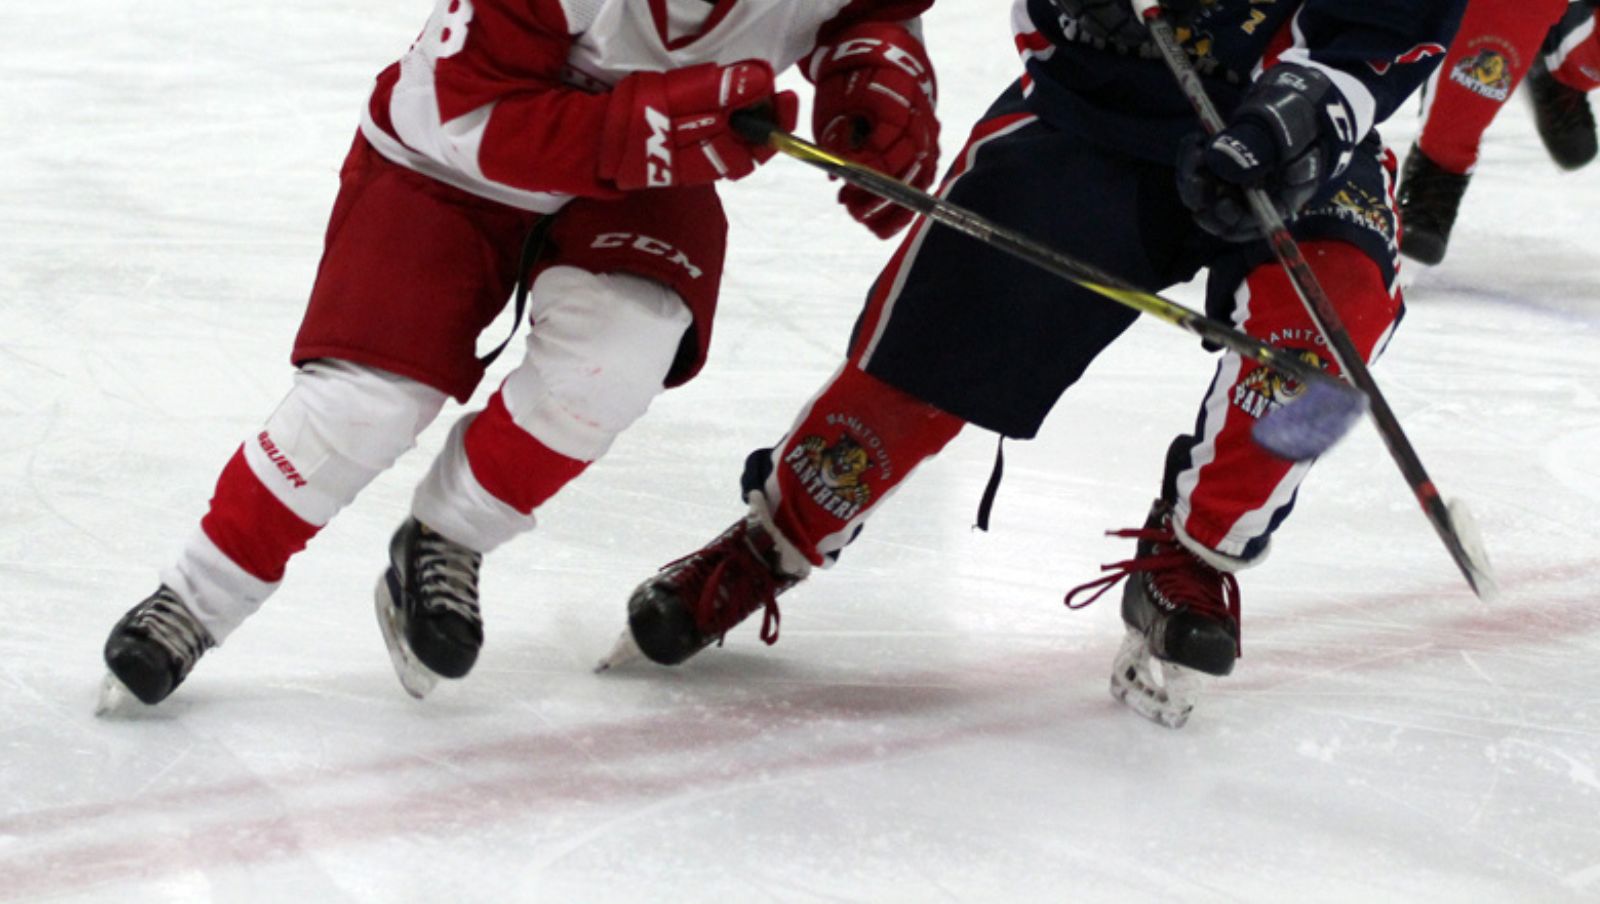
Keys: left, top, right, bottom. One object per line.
{"left": 1528, "top": 3, "right": 1600, "bottom": 169}
{"left": 1399, "top": 0, "right": 1568, "bottom": 264}
{"left": 615, "top": 363, "right": 967, "bottom": 667}
{"left": 381, "top": 186, "right": 727, "bottom": 694}
{"left": 1100, "top": 144, "right": 1405, "bottom": 727}
{"left": 102, "top": 135, "right": 534, "bottom": 708}
{"left": 614, "top": 83, "right": 1201, "bottom": 668}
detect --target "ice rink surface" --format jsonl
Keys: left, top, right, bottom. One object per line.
{"left": 4, "top": 2, "right": 1600, "bottom": 901}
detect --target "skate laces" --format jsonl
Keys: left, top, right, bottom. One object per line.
{"left": 415, "top": 527, "right": 483, "bottom": 626}
{"left": 664, "top": 521, "right": 788, "bottom": 646}
{"left": 130, "top": 590, "right": 213, "bottom": 670}
{"left": 1064, "top": 525, "right": 1241, "bottom": 639}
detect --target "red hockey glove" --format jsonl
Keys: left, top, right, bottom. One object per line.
{"left": 809, "top": 23, "right": 940, "bottom": 238}
{"left": 600, "top": 61, "right": 799, "bottom": 191}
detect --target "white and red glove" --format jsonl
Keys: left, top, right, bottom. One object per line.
{"left": 809, "top": 23, "right": 940, "bottom": 238}
{"left": 599, "top": 60, "right": 799, "bottom": 191}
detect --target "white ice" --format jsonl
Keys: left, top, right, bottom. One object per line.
{"left": 4, "top": 2, "right": 1600, "bottom": 902}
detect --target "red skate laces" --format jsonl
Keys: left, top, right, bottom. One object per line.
{"left": 662, "top": 522, "right": 787, "bottom": 646}
{"left": 1064, "top": 524, "right": 1242, "bottom": 652}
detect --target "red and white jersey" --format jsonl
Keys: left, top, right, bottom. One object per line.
{"left": 361, "top": 0, "right": 930, "bottom": 212}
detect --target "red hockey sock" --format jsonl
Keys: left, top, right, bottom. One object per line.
{"left": 1418, "top": 0, "right": 1568, "bottom": 173}
{"left": 200, "top": 448, "right": 320, "bottom": 583}
{"left": 463, "top": 390, "right": 591, "bottom": 515}
{"left": 763, "top": 365, "right": 965, "bottom": 565}
{"left": 1179, "top": 243, "right": 1399, "bottom": 553}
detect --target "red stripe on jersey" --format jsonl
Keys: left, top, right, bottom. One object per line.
{"left": 200, "top": 448, "right": 319, "bottom": 583}
{"left": 1261, "top": 16, "right": 1298, "bottom": 71}
{"left": 463, "top": 390, "right": 591, "bottom": 515}
{"left": 366, "top": 63, "right": 411, "bottom": 156}
{"left": 650, "top": 0, "right": 742, "bottom": 51}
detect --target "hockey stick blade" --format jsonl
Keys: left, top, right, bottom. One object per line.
{"left": 1445, "top": 498, "right": 1499, "bottom": 602}
{"left": 1251, "top": 378, "right": 1369, "bottom": 462}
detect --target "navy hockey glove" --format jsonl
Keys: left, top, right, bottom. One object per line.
{"left": 1050, "top": 0, "right": 1200, "bottom": 48}
{"left": 1177, "top": 63, "right": 1361, "bottom": 243}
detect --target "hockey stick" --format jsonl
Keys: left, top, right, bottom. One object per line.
{"left": 730, "top": 113, "right": 1365, "bottom": 463}
{"left": 1134, "top": 1, "right": 1497, "bottom": 600}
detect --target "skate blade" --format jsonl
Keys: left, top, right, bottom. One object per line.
{"left": 94, "top": 672, "right": 140, "bottom": 717}
{"left": 374, "top": 573, "right": 440, "bottom": 700}
{"left": 1109, "top": 629, "right": 1200, "bottom": 729}
{"left": 594, "top": 630, "right": 643, "bottom": 674}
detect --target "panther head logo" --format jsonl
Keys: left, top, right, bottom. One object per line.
{"left": 1241, "top": 349, "right": 1330, "bottom": 404}
{"left": 1461, "top": 49, "right": 1510, "bottom": 90}
{"left": 813, "top": 435, "right": 872, "bottom": 491}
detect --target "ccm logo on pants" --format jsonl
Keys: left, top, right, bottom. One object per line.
{"left": 591, "top": 233, "right": 704, "bottom": 279}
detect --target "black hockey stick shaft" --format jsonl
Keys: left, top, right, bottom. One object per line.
{"left": 731, "top": 114, "right": 1357, "bottom": 403}
{"left": 1139, "top": 8, "right": 1494, "bottom": 599}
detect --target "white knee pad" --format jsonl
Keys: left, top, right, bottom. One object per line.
{"left": 501, "top": 265, "right": 693, "bottom": 461}
{"left": 244, "top": 360, "right": 448, "bottom": 525}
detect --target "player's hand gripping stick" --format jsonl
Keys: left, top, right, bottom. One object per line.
{"left": 730, "top": 112, "right": 1368, "bottom": 464}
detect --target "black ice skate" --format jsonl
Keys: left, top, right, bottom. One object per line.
{"left": 1527, "top": 58, "right": 1598, "bottom": 171}
{"left": 1396, "top": 145, "right": 1471, "bottom": 266}
{"left": 375, "top": 518, "right": 484, "bottom": 699}
{"left": 1066, "top": 500, "right": 1241, "bottom": 729}
{"left": 600, "top": 516, "right": 806, "bottom": 669}
{"left": 98, "top": 586, "right": 215, "bottom": 712}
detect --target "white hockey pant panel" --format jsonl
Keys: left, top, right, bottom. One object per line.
{"left": 411, "top": 266, "right": 692, "bottom": 553}
{"left": 242, "top": 360, "right": 448, "bottom": 526}
{"left": 501, "top": 265, "right": 692, "bottom": 462}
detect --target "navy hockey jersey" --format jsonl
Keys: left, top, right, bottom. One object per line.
{"left": 1013, "top": 0, "right": 1469, "bottom": 162}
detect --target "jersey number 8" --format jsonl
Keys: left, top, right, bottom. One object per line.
{"left": 416, "top": 0, "right": 475, "bottom": 59}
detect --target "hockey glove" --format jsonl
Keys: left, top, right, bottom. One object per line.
{"left": 599, "top": 61, "right": 799, "bottom": 191}
{"left": 1177, "top": 63, "right": 1361, "bottom": 243}
{"left": 810, "top": 23, "right": 940, "bottom": 238}
{"left": 1050, "top": 0, "right": 1201, "bottom": 48}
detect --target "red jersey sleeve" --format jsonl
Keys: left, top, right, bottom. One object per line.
{"left": 368, "top": 0, "right": 626, "bottom": 203}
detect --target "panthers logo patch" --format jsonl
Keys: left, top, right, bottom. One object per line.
{"left": 1449, "top": 48, "right": 1513, "bottom": 102}
{"left": 1233, "top": 349, "right": 1330, "bottom": 419}
{"left": 785, "top": 433, "right": 876, "bottom": 521}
